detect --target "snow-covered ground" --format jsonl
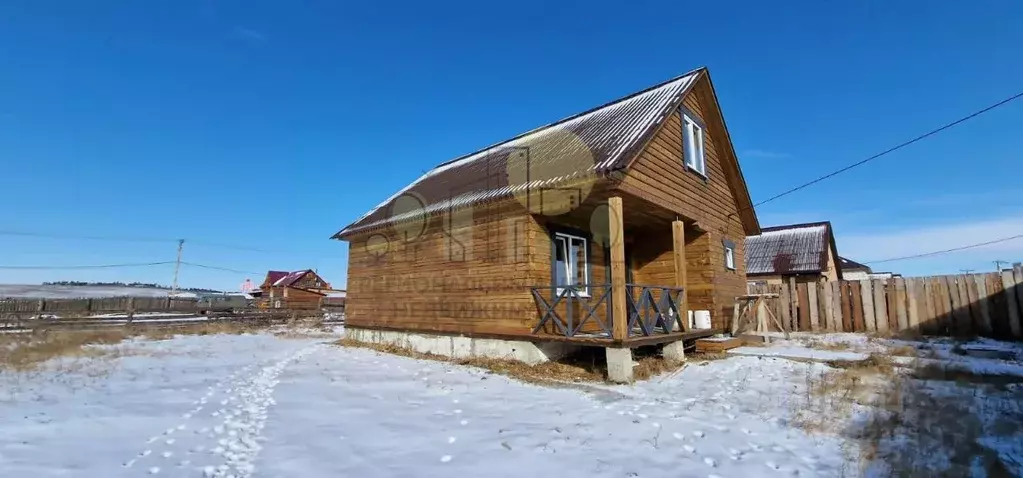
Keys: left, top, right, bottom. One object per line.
{"left": 2, "top": 330, "right": 1020, "bottom": 477}
{"left": 1, "top": 331, "right": 852, "bottom": 477}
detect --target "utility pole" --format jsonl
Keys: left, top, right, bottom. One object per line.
{"left": 960, "top": 269, "right": 975, "bottom": 274}
{"left": 994, "top": 260, "right": 1009, "bottom": 272}
{"left": 172, "top": 239, "right": 185, "bottom": 292}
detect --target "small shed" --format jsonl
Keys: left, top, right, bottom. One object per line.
{"left": 745, "top": 222, "right": 843, "bottom": 285}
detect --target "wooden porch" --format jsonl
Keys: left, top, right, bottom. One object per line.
{"left": 530, "top": 195, "right": 716, "bottom": 346}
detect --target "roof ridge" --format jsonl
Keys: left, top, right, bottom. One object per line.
{"left": 433, "top": 66, "right": 707, "bottom": 170}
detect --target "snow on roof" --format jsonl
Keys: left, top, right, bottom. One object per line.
{"left": 273, "top": 270, "right": 311, "bottom": 287}
{"left": 333, "top": 68, "right": 704, "bottom": 238}
{"left": 745, "top": 223, "right": 833, "bottom": 276}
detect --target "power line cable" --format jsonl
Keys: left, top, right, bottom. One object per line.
{"left": 0, "top": 261, "right": 175, "bottom": 270}
{"left": 864, "top": 233, "right": 1023, "bottom": 265}
{"left": 733, "top": 90, "right": 1023, "bottom": 216}
{"left": 0, "top": 229, "right": 175, "bottom": 243}
{"left": 0, "top": 230, "right": 342, "bottom": 258}
{"left": 180, "top": 261, "right": 263, "bottom": 275}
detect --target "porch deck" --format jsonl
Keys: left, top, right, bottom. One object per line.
{"left": 531, "top": 327, "right": 721, "bottom": 347}
{"left": 530, "top": 283, "right": 717, "bottom": 346}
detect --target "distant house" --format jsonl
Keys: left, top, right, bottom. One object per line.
{"left": 258, "top": 269, "right": 334, "bottom": 309}
{"left": 839, "top": 257, "right": 872, "bottom": 281}
{"left": 745, "top": 222, "right": 842, "bottom": 285}
{"left": 839, "top": 257, "right": 898, "bottom": 281}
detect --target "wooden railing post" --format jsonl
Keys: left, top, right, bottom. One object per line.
{"left": 609, "top": 197, "right": 627, "bottom": 342}
{"left": 671, "top": 220, "right": 689, "bottom": 330}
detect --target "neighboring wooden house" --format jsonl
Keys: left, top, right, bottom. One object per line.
{"left": 839, "top": 257, "right": 899, "bottom": 280}
{"left": 332, "top": 67, "right": 761, "bottom": 381}
{"left": 839, "top": 257, "right": 872, "bottom": 281}
{"left": 258, "top": 269, "right": 333, "bottom": 310}
{"left": 745, "top": 222, "right": 842, "bottom": 286}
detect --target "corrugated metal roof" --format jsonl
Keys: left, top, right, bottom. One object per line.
{"left": 265, "top": 270, "right": 288, "bottom": 285}
{"left": 839, "top": 256, "right": 871, "bottom": 273}
{"left": 745, "top": 223, "right": 831, "bottom": 275}
{"left": 333, "top": 68, "right": 704, "bottom": 238}
{"left": 273, "top": 270, "right": 312, "bottom": 287}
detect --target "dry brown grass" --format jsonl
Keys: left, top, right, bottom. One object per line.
{"left": 0, "top": 320, "right": 282, "bottom": 372}
{"left": 793, "top": 349, "right": 1022, "bottom": 476}
{"left": 0, "top": 329, "right": 131, "bottom": 372}
{"left": 335, "top": 338, "right": 694, "bottom": 385}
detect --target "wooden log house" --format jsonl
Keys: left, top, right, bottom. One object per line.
{"left": 332, "top": 67, "right": 761, "bottom": 381}
{"left": 744, "top": 222, "right": 843, "bottom": 286}
{"left": 258, "top": 269, "right": 333, "bottom": 310}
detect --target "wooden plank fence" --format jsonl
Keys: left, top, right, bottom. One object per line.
{"left": 1, "top": 296, "right": 199, "bottom": 316}
{"left": 746, "top": 267, "right": 1023, "bottom": 340}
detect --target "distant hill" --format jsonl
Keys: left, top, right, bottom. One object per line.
{"left": 42, "top": 281, "right": 221, "bottom": 293}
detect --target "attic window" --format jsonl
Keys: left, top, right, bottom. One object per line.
{"left": 682, "top": 112, "right": 706, "bottom": 177}
{"left": 723, "top": 239, "right": 736, "bottom": 271}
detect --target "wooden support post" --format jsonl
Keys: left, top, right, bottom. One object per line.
{"left": 671, "top": 220, "right": 689, "bottom": 330}
{"left": 609, "top": 197, "right": 628, "bottom": 342}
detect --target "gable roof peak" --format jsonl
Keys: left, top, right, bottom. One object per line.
{"left": 333, "top": 68, "right": 708, "bottom": 239}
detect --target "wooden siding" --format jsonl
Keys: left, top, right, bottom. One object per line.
{"left": 345, "top": 200, "right": 539, "bottom": 336}
{"left": 617, "top": 75, "right": 748, "bottom": 328}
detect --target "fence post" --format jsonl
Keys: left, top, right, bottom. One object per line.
{"left": 974, "top": 275, "right": 993, "bottom": 336}
{"left": 873, "top": 279, "right": 888, "bottom": 334}
{"left": 1002, "top": 270, "right": 1022, "bottom": 338}
{"left": 860, "top": 280, "right": 876, "bottom": 332}
{"left": 807, "top": 282, "right": 820, "bottom": 331}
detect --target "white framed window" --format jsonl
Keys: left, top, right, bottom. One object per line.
{"left": 553, "top": 232, "right": 589, "bottom": 296}
{"left": 682, "top": 112, "right": 706, "bottom": 177}
{"left": 723, "top": 239, "right": 736, "bottom": 271}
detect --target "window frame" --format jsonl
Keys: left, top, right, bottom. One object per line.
{"left": 552, "top": 231, "right": 591, "bottom": 297}
{"left": 680, "top": 108, "right": 707, "bottom": 178}
{"left": 723, "top": 239, "right": 736, "bottom": 271}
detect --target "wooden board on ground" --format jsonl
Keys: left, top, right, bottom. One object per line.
{"left": 695, "top": 337, "right": 744, "bottom": 353}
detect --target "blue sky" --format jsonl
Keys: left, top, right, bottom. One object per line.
{"left": 1, "top": 1, "right": 1021, "bottom": 290}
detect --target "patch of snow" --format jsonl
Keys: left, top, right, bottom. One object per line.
{"left": 728, "top": 346, "right": 868, "bottom": 362}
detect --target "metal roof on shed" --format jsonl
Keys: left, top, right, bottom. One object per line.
{"left": 332, "top": 68, "right": 705, "bottom": 238}
{"left": 745, "top": 222, "right": 837, "bottom": 276}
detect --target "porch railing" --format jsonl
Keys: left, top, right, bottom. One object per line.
{"left": 625, "top": 284, "right": 687, "bottom": 337}
{"left": 530, "top": 284, "right": 612, "bottom": 338}
{"left": 529, "top": 283, "right": 686, "bottom": 339}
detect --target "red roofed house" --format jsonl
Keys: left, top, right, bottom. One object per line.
{"left": 258, "top": 269, "right": 333, "bottom": 309}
